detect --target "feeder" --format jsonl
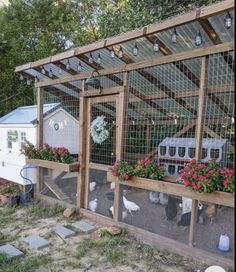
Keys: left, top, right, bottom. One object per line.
{"left": 85, "top": 70, "right": 102, "bottom": 93}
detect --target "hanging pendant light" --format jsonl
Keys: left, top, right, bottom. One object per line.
{"left": 97, "top": 53, "right": 101, "bottom": 65}
{"left": 118, "top": 46, "right": 123, "bottom": 58}
{"left": 89, "top": 53, "right": 93, "bottom": 64}
{"left": 66, "top": 60, "right": 71, "bottom": 70}
{"left": 110, "top": 47, "right": 115, "bottom": 58}
{"left": 49, "top": 68, "right": 53, "bottom": 78}
{"left": 58, "top": 65, "right": 62, "bottom": 75}
{"left": 26, "top": 79, "right": 31, "bottom": 85}
{"left": 41, "top": 66, "right": 46, "bottom": 74}
{"left": 19, "top": 74, "right": 24, "bottom": 80}
{"left": 153, "top": 39, "right": 159, "bottom": 52}
{"left": 171, "top": 28, "right": 177, "bottom": 43}
{"left": 133, "top": 42, "right": 138, "bottom": 56}
{"left": 195, "top": 31, "right": 202, "bottom": 46}
{"left": 224, "top": 12, "right": 232, "bottom": 29}
{"left": 77, "top": 61, "right": 82, "bottom": 73}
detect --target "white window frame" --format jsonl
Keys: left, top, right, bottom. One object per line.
{"left": 7, "top": 131, "right": 13, "bottom": 149}
{"left": 19, "top": 131, "right": 26, "bottom": 150}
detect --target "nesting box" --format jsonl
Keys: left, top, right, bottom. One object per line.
{"left": 157, "top": 137, "right": 227, "bottom": 176}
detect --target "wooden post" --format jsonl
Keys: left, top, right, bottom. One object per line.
{"left": 114, "top": 72, "right": 129, "bottom": 222}
{"left": 77, "top": 80, "right": 88, "bottom": 208}
{"left": 188, "top": 56, "right": 209, "bottom": 246}
{"left": 36, "top": 87, "right": 44, "bottom": 194}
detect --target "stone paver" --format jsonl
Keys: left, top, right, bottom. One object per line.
{"left": 72, "top": 220, "right": 96, "bottom": 233}
{"left": 0, "top": 244, "right": 24, "bottom": 259}
{"left": 52, "top": 224, "right": 76, "bottom": 239}
{"left": 23, "top": 235, "right": 50, "bottom": 250}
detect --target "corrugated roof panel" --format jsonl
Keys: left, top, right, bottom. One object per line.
{"left": 0, "top": 104, "right": 60, "bottom": 124}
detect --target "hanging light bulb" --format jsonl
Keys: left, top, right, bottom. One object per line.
{"left": 77, "top": 61, "right": 82, "bottom": 73}
{"left": 41, "top": 66, "right": 46, "bottom": 75}
{"left": 89, "top": 53, "right": 93, "bottom": 64}
{"left": 224, "top": 12, "right": 233, "bottom": 29}
{"left": 133, "top": 42, "right": 138, "bottom": 56}
{"left": 97, "top": 53, "right": 101, "bottom": 65}
{"left": 151, "top": 119, "right": 155, "bottom": 125}
{"left": 66, "top": 60, "right": 70, "bottom": 70}
{"left": 118, "top": 46, "right": 123, "bottom": 58}
{"left": 171, "top": 28, "right": 177, "bottom": 43}
{"left": 174, "top": 117, "right": 178, "bottom": 125}
{"left": 110, "top": 47, "right": 115, "bottom": 58}
{"left": 153, "top": 39, "right": 159, "bottom": 52}
{"left": 34, "top": 76, "right": 39, "bottom": 83}
{"left": 19, "top": 74, "right": 24, "bottom": 81}
{"left": 26, "top": 79, "right": 31, "bottom": 85}
{"left": 231, "top": 116, "right": 235, "bottom": 124}
{"left": 195, "top": 31, "right": 202, "bottom": 46}
{"left": 132, "top": 120, "right": 135, "bottom": 125}
{"left": 49, "top": 68, "right": 53, "bottom": 78}
{"left": 58, "top": 65, "right": 62, "bottom": 75}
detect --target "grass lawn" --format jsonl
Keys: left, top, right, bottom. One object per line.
{"left": 0, "top": 203, "right": 233, "bottom": 272}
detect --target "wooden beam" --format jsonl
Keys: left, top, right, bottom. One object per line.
{"left": 172, "top": 122, "right": 196, "bottom": 137}
{"left": 189, "top": 56, "right": 209, "bottom": 247}
{"left": 15, "top": 0, "right": 234, "bottom": 73}
{"left": 35, "top": 42, "right": 234, "bottom": 88}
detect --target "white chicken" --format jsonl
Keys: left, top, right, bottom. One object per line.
{"left": 109, "top": 206, "right": 114, "bottom": 216}
{"left": 110, "top": 182, "right": 115, "bottom": 190}
{"left": 149, "top": 191, "right": 159, "bottom": 204}
{"left": 89, "top": 198, "right": 98, "bottom": 212}
{"left": 159, "top": 193, "right": 168, "bottom": 205}
{"left": 123, "top": 196, "right": 140, "bottom": 216}
{"left": 89, "top": 181, "right": 96, "bottom": 192}
{"left": 109, "top": 206, "right": 127, "bottom": 220}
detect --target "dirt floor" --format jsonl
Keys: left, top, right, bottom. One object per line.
{"left": 1, "top": 202, "right": 233, "bottom": 272}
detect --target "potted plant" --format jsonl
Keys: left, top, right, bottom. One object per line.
{"left": 178, "top": 159, "right": 234, "bottom": 193}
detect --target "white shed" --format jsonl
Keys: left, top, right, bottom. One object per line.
{"left": 0, "top": 104, "right": 79, "bottom": 185}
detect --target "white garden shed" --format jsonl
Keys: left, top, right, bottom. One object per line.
{"left": 0, "top": 103, "right": 79, "bottom": 185}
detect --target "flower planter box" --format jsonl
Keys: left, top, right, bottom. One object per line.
{"left": 107, "top": 172, "right": 234, "bottom": 208}
{"left": 26, "top": 159, "right": 80, "bottom": 172}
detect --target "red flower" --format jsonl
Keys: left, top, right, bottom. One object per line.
{"left": 196, "top": 183, "right": 202, "bottom": 189}
{"left": 199, "top": 176, "right": 205, "bottom": 181}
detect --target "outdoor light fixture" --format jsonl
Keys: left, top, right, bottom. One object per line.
{"left": 34, "top": 76, "right": 39, "bottom": 83}
{"left": 110, "top": 47, "right": 115, "bottom": 58}
{"left": 66, "top": 60, "right": 71, "bottom": 70}
{"left": 153, "top": 39, "right": 159, "bottom": 52}
{"left": 49, "top": 68, "right": 53, "bottom": 78}
{"left": 19, "top": 74, "right": 24, "bottom": 80}
{"left": 89, "top": 53, "right": 93, "bottom": 64}
{"left": 77, "top": 61, "right": 82, "bottom": 73}
{"left": 133, "top": 42, "right": 138, "bottom": 56}
{"left": 85, "top": 70, "right": 102, "bottom": 93}
{"left": 195, "top": 31, "right": 202, "bottom": 46}
{"left": 41, "top": 66, "right": 46, "bottom": 74}
{"left": 96, "top": 53, "right": 101, "bottom": 65}
{"left": 58, "top": 65, "right": 62, "bottom": 75}
{"left": 171, "top": 28, "right": 177, "bottom": 43}
{"left": 224, "top": 12, "right": 232, "bottom": 29}
{"left": 151, "top": 119, "right": 155, "bottom": 125}
{"left": 118, "top": 46, "right": 123, "bottom": 58}
{"left": 26, "top": 79, "right": 31, "bottom": 85}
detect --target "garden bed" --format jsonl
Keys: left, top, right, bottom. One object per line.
{"left": 26, "top": 159, "right": 80, "bottom": 172}
{"left": 107, "top": 172, "right": 234, "bottom": 207}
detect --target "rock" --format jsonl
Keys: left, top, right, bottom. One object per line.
{"left": 106, "top": 226, "right": 122, "bottom": 236}
{"left": 63, "top": 207, "right": 76, "bottom": 218}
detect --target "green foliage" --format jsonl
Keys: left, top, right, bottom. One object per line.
{"left": 28, "top": 203, "right": 64, "bottom": 219}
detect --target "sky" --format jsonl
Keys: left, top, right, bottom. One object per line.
{"left": 0, "top": 0, "right": 8, "bottom": 7}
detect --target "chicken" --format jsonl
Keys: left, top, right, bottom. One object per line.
{"left": 177, "top": 209, "right": 205, "bottom": 226}
{"left": 110, "top": 182, "right": 115, "bottom": 190}
{"left": 149, "top": 191, "right": 159, "bottom": 204}
{"left": 165, "top": 196, "right": 177, "bottom": 220}
{"left": 89, "top": 181, "right": 96, "bottom": 192}
{"left": 108, "top": 206, "right": 128, "bottom": 220}
{"left": 205, "top": 204, "right": 217, "bottom": 223}
{"left": 159, "top": 193, "right": 169, "bottom": 206}
{"left": 122, "top": 210, "right": 128, "bottom": 220}
{"left": 88, "top": 198, "right": 98, "bottom": 212}
{"left": 109, "top": 206, "right": 114, "bottom": 216}
{"left": 123, "top": 196, "right": 140, "bottom": 216}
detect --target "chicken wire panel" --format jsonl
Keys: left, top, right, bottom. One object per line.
{"left": 202, "top": 51, "right": 235, "bottom": 169}
{"left": 39, "top": 168, "right": 78, "bottom": 205}
{"left": 89, "top": 101, "right": 116, "bottom": 165}
{"left": 87, "top": 169, "right": 114, "bottom": 218}
{"left": 194, "top": 204, "right": 234, "bottom": 260}
{"left": 119, "top": 185, "right": 189, "bottom": 244}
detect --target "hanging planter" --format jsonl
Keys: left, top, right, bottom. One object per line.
{"left": 8, "top": 130, "right": 18, "bottom": 142}
{"left": 90, "top": 116, "right": 109, "bottom": 144}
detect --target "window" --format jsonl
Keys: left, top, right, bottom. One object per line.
{"left": 20, "top": 132, "right": 26, "bottom": 150}
{"left": 7, "top": 131, "right": 12, "bottom": 149}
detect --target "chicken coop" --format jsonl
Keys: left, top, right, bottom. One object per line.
{"left": 15, "top": 0, "right": 234, "bottom": 268}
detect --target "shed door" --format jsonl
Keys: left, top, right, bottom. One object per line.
{"left": 84, "top": 94, "right": 119, "bottom": 211}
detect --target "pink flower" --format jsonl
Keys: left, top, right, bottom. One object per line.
{"left": 223, "top": 179, "right": 230, "bottom": 185}
{"left": 123, "top": 172, "right": 129, "bottom": 180}
{"left": 199, "top": 176, "right": 205, "bottom": 181}
{"left": 183, "top": 181, "right": 189, "bottom": 186}
{"left": 196, "top": 183, "right": 202, "bottom": 189}
{"left": 198, "top": 163, "right": 205, "bottom": 169}
{"left": 192, "top": 173, "right": 198, "bottom": 179}
{"left": 189, "top": 159, "right": 196, "bottom": 164}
